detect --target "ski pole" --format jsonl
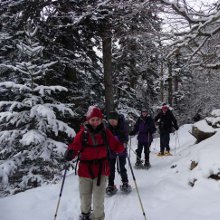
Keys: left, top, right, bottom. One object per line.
{"left": 126, "top": 148, "right": 147, "bottom": 220}
{"left": 176, "top": 131, "right": 181, "bottom": 148}
{"left": 54, "top": 165, "right": 68, "bottom": 220}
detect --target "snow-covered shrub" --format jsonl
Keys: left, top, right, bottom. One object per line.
{"left": 0, "top": 22, "right": 75, "bottom": 196}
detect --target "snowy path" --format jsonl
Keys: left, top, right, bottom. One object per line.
{"left": 1, "top": 124, "right": 220, "bottom": 220}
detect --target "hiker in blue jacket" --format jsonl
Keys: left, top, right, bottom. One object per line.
{"left": 106, "top": 111, "right": 131, "bottom": 195}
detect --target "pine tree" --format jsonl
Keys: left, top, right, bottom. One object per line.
{"left": 0, "top": 21, "right": 75, "bottom": 196}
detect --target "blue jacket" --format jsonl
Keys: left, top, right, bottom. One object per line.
{"left": 107, "top": 114, "right": 128, "bottom": 158}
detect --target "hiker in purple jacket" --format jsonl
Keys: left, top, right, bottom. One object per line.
{"left": 129, "top": 108, "right": 156, "bottom": 168}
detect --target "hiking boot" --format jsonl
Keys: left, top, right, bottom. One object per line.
{"left": 120, "top": 182, "right": 132, "bottom": 193}
{"left": 106, "top": 185, "right": 118, "bottom": 195}
{"left": 79, "top": 212, "right": 91, "bottom": 220}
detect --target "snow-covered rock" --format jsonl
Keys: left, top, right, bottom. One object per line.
{"left": 191, "top": 119, "right": 216, "bottom": 142}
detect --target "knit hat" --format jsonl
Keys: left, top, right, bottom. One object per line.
{"left": 86, "top": 106, "right": 103, "bottom": 120}
{"left": 108, "top": 111, "right": 119, "bottom": 120}
{"left": 141, "top": 107, "right": 148, "bottom": 112}
{"left": 162, "top": 105, "right": 168, "bottom": 111}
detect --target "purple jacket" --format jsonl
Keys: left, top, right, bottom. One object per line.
{"left": 131, "top": 116, "right": 156, "bottom": 144}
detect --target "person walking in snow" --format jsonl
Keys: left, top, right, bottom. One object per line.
{"left": 105, "top": 111, "right": 131, "bottom": 195}
{"left": 154, "top": 104, "right": 178, "bottom": 156}
{"left": 129, "top": 108, "right": 156, "bottom": 168}
{"left": 64, "top": 106, "right": 125, "bottom": 220}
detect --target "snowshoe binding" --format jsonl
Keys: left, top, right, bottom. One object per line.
{"left": 143, "top": 162, "right": 151, "bottom": 170}
{"left": 79, "top": 212, "right": 91, "bottom": 220}
{"left": 164, "top": 151, "right": 172, "bottom": 156}
{"left": 120, "top": 182, "right": 132, "bottom": 194}
{"left": 157, "top": 152, "right": 165, "bottom": 157}
{"left": 106, "top": 185, "right": 118, "bottom": 196}
{"left": 134, "top": 160, "right": 143, "bottom": 169}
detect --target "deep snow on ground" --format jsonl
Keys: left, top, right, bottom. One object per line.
{"left": 1, "top": 124, "right": 220, "bottom": 220}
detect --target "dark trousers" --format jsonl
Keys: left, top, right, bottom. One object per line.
{"left": 160, "top": 131, "right": 170, "bottom": 153}
{"left": 108, "top": 156, "right": 128, "bottom": 186}
{"left": 136, "top": 142, "right": 150, "bottom": 163}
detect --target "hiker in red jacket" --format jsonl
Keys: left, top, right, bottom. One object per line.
{"left": 64, "top": 106, "right": 125, "bottom": 220}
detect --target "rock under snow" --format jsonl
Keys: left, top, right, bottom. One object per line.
{"left": 210, "top": 109, "right": 220, "bottom": 117}
{"left": 191, "top": 119, "right": 216, "bottom": 142}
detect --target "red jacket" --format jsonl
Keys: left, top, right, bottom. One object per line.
{"left": 68, "top": 124, "right": 125, "bottom": 178}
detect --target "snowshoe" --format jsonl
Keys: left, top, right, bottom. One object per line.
{"left": 143, "top": 162, "right": 151, "bottom": 170}
{"left": 120, "top": 183, "right": 132, "bottom": 194}
{"left": 164, "top": 151, "right": 172, "bottom": 156}
{"left": 79, "top": 213, "right": 91, "bottom": 220}
{"left": 134, "top": 161, "right": 143, "bottom": 169}
{"left": 157, "top": 152, "right": 165, "bottom": 157}
{"left": 106, "top": 185, "right": 118, "bottom": 196}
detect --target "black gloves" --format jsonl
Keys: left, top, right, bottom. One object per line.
{"left": 64, "top": 149, "right": 74, "bottom": 161}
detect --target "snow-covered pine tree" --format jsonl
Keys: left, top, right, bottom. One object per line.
{"left": 0, "top": 21, "right": 75, "bottom": 196}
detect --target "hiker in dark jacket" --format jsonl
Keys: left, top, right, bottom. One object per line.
{"left": 129, "top": 108, "right": 156, "bottom": 168}
{"left": 154, "top": 105, "right": 178, "bottom": 156}
{"left": 106, "top": 111, "right": 131, "bottom": 195}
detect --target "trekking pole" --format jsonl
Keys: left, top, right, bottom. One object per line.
{"left": 129, "top": 136, "right": 131, "bottom": 159}
{"left": 116, "top": 154, "right": 121, "bottom": 174}
{"left": 126, "top": 147, "right": 147, "bottom": 220}
{"left": 54, "top": 165, "right": 68, "bottom": 220}
{"left": 176, "top": 131, "right": 181, "bottom": 148}
{"left": 127, "top": 142, "right": 142, "bottom": 162}
{"left": 153, "top": 134, "right": 157, "bottom": 152}
{"left": 174, "top": 131, "right": 178, "bottom": 156}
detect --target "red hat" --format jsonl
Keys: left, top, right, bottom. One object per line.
{"left": 86, "top": 106, "right": 103, "bottom": 120}
{"left": 162, "top": 105, "right": 168, "bottom": 111}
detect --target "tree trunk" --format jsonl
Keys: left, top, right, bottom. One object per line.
{"left": 102, "top": 32, "right": 114, "bottom": 115}
{"left": 174, "top": 73, "right": 179, "bottom": 105}
{"left": 160, "top": 61, "right": 164, "bottom": 102}
{"left": 167, "top": 60, "right": 173, "bottom": 106}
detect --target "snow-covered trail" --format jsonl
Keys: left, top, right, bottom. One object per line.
{"left": 1, "top": 124, "right": 220, "bottom": 220}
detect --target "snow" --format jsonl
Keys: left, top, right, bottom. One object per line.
{"left": 211, "top": 109, "right": 220, "bottom": 117}
{"left": 193, "top": 119, "right": 215, "bottom": 133}
{"left": 20, "top": 130, "right": 46, "bottom": 146}
{"left": 2, "top": 124, "right": 220, "bottom": 220}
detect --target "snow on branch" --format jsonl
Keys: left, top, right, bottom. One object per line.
{"left": 20, "top": 130, "right": 46, "bottom": 146}
{"left": 44, "top": 103, "right": 75, "bottom": 116}
{"left": 160, "top": 0, "right": 208, "bottom": 24}
{"left": 160, "top": 1, "right": 220, "bottom": 62}
{"left": 0, "top": 151, "right": 27, "bottom": 187}
{"left": 17, "top": 42, "right": 44, "bottom": 56}
{"left": 0, "top": 81, "right": 31, "bottom": 92}
{"left": 30, "top": 105, "right": 56, "bottom": 122}
{"left": 30, "top": 104, "right": 75, "bottom": 137}
{"left": 34, "top": 85, "right": 68, "bottom": 96}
